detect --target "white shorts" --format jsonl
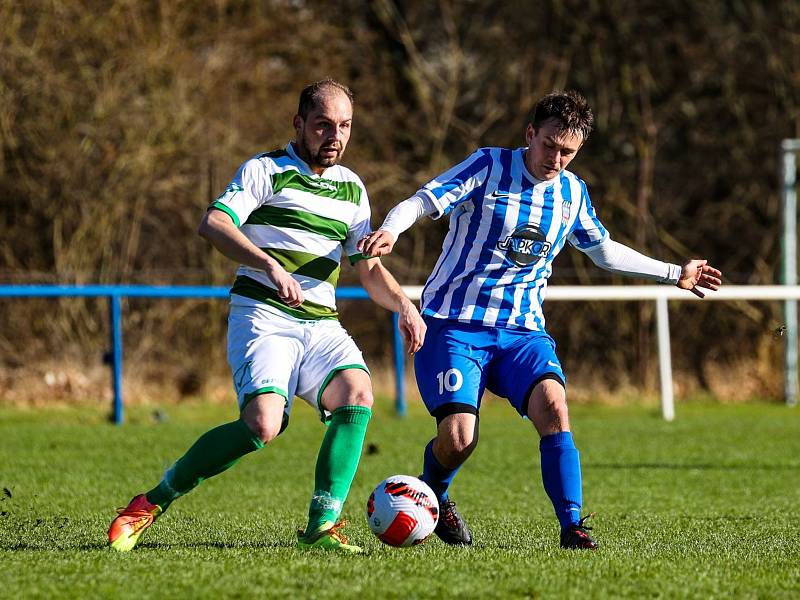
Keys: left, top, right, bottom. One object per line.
{"left": 227, "top": 304, "right": 369, "bottom": 421}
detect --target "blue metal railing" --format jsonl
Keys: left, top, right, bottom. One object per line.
{"left": 0, "top": 285, "right": 406, "bottom": 423}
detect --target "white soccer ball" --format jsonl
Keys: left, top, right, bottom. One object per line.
{"left": 366, "top": 475, "right": 439, "bottom": 547}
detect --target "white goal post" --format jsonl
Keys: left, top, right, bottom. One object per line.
{"left": 399, "top": 285, "right": 800, "bottom": 421}
{"left": 782, "top": 139, "right": 800, "bottom": 408}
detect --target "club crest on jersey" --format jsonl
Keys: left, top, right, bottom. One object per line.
{"left": 497, "top": 225, "right": 551, "bottom": 267}
{"left": 561, "top": 199, "right": 572, "bottom": 226}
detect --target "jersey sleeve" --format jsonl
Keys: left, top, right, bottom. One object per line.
{"left": 415, "top": 149, "right": 492, "bottom": 219}
{"left": 344, "top": 180, "right": 373, "bottom": 265}
{"left": 208, "top": 158, "right": 272, "bottom": 227}
{"left": 567, "top": 178, "right": 608, "bottom": 249}
{"left": 582, "top": 237, "right": 682, "bottom": 284}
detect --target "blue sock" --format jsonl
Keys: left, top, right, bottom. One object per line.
{"left": 539, "top": 431, "right": 583, "bottom": 529}
{"left": 420, "top": 439, "right": 461, "bottom": 501}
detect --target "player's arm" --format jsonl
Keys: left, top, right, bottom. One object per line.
{"left": 198, "top": 209, "right": 303, "bottom": 307}
{"left": 358, "top": 194, "right": 431, "bottom": 258}
{"left": 581, "top": 238, "right": 722, "bottom": 298}
{"left": 359, "top": 149, "right": 492, "bottom": 258}
{"left": 355, "top": 257, "right": 426, "bottom": 353}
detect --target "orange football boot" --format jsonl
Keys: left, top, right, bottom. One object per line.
{"left": 107, "top": 494, "right": 163, "bottom": 551}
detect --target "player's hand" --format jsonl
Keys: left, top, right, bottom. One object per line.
{"left": 265, "top": 263, "right": 304, "bottom": 307}
{"left": 677, "top": 259, "right": 722, "bottom": 298}
{"left": 398, "top": 300, "right": 426, "bottom": 354}
{"left": 357, "top": 230, "right": 396, "bottom": 258}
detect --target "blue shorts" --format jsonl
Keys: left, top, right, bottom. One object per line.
{"left": 413, "top": 315, "right": 565, "bottom": 421}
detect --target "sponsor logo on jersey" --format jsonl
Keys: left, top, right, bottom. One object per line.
{"left": 497, "top": 224, "right": 551, "bottom": 267}
{"left": 308, "top": 179, "right": 338, "bottom": 193}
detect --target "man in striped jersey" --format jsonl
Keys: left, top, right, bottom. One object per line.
{"left": 359, "top": 90, "right": 722, "bottom": 549}
{"left": 108, "top": 79, "right": 426, "bottom": 554}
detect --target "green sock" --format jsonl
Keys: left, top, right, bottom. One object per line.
{"left": 305, "top": 405, "right": 372, "bottom": 534}
{"left": 146, "top": 419, "right": 264, "bottom": 509}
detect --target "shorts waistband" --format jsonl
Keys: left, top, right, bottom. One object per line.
{"left": 229, "top": 302, "right": 338, "bottom": 327}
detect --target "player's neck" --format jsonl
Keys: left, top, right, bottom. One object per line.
{"left": 291, "top": 141, "right": 326, "bottom": 175}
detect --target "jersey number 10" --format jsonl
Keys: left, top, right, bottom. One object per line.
{"left": 436, "top": 368, "right": 463, "bottom": 394}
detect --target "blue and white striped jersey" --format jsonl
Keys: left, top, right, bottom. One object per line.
{"left": 416, "top": 147, "right": 608, "bottom": 331}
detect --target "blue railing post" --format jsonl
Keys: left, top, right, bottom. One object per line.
{"left": 109, "top": 293, "right": 124, "bottom": 424}
{"left": 392, "top": 312, "right": 406, "bottom": 417}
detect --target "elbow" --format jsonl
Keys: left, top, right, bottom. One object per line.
{"left": 197, "top": 213, "right": 213, "bottom": 240}
{"left": 199, "top": 209, "right": 236, "bottom": 240}
{"left": 591, "top": 257, "right": 611, "bottom": 271}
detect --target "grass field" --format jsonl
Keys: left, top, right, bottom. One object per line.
{"left": 1, "top": 398, "right": 798, "bottom": 599}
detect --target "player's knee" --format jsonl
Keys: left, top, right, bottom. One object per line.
{"left": 242, "top": 414, "right": 283, "bottom": 444}
{"left": 440, "top": 429, "right": 477, "bottom": 462}
{"left": 527, "top": 386, "right": 570, "bottom": 435}
{"left": 240, "top": 394, "right": 287, "bottom": 444}
{"left": 435, "top": 413, "right": 478, "bottom": 463}
{"left": 528, "top": 380, "right": 568, "bottom": 419}
{"left": 341, "top": 387, "right": 373, "bottom": 409}
{"left": 539, "top": 393, "right": 568, "bottom": 419}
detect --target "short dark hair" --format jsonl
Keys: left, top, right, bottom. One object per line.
{"left": 297, "top": 78, "right": 354, "bottom": 119}
{"left": 530, "top": 90, "right": 594, "bottom": 141}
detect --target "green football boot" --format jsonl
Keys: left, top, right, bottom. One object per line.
{"left": 296, "top": 520, "right": 363, "bottom": 554}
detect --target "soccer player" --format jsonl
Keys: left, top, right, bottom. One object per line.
{"left": 358, "top": 90, "right": 722, "bottom": 549}
{"left": 107, "top": 79, "right": 426, "bottom": 554}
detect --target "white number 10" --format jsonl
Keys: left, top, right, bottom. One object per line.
{"left": 436, "top": 368, "right": 463, "bottom": 394}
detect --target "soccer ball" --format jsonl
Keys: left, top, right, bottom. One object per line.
{"left": 366, "top": 475, "right": 439, "bottom": 547}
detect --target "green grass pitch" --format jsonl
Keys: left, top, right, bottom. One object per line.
{"left": 1, "top": 399, "right": 798, "bottom": 598}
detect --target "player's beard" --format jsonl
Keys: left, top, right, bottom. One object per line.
{"left": 297, "top": 135, "right": 343, "bottom": 169}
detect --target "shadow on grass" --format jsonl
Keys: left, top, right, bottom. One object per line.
{"left": 136, "top": 539, "right": 293, "bottom": 550}
{"left": 586, "top": 463, "right": 799, "bottom": 470}
{"left": 1, "top": 541, "right": 108, "bottom": 551}
{"left": 1, "top": 540, "right": 295, "bottom": 552}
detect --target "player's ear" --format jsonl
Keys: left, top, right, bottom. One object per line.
{"left": 292, "top": 114, "right": 303, "bottom": 135}
{"left": 525, "top": 123, "right": 536, "bottom": 145}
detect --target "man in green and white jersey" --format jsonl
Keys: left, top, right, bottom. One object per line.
{"left": 107, "top": 79, "right": 426, "bottom": 554}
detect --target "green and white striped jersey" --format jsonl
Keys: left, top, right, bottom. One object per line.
{"left": 209, "top": 142, "right": 371, "bottom": 321}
